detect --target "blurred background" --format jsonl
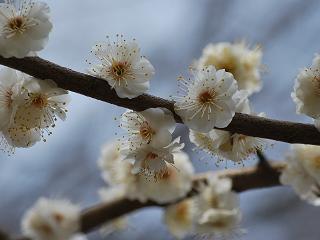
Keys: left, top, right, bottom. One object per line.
{"left": 1, "top": 0, "right": 320, "bottom": 239}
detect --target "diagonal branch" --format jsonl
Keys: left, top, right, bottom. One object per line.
{"left": 81, "top": 161, "right": 285, "bottom": 233}
{"left": 0, "top": 56, "right": 319, "bottom": 145}
{"left": 13, "top": 161, "right": 285, "bottom": 239}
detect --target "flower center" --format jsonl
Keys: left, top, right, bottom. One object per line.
{"left": 53, "top": 212, "right": 65, "bottom": 223}
{"left": 175, "top": 201, "right": 189, "bottom": 223}
{"left": 312, "top": 76, "right": 320, "bottom": 96}
{"left": 219, "top": 136, "right": 234, "bottom": 153}
{"left": 9, "top": 16, "right": 25, "bottom": 30}
{"left": 146, "top": 152, "right": 158, "bottom": 160}
{"left": 3, "top": 14, "right": 37, "bottom": 38}
{"left": 139, "top": 122, "right": 155, "bottom": 143}
{"left": 198, "top": 90, "right": 216, "bottom": 104}
{"left": 311, "top": 156, "right": 320, "bottom": 169}
{"left": 110, "top": 61, "right": 130, "bottom": 81}
{"left": 31, "top": 94, "right": 48, "bottom": 108}
{"left": 210, "top": 196, "right": 219, "bottom": 208}
{"left": 159, "top": 166, "right": 175, "bottom": 180}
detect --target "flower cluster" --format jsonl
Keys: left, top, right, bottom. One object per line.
{"left": 98, "top": 141, "right": 243, "bottom": 239}
{"left": 0, "top": 67, "right": 70, "bottom": 152}
{"left": 280, "top": 144, "right": 320, "bottom": 206}
{"left": 163, "top": 175, "right": 243, "bottom": 239}
{"left": 21, "top": 197, "right": 85, "bottom": 240}
{"left": 194, "top": 176, "right": 242, "bottom": 237}
{"left": 118, "top": 107, "right": 184, "bottom": 178}
{"left": 98, "top": 141, "right": 194, "bottom": 204}
{"left": 0, "top": 0, "right": 53, "bottom": 58}
{"left": 189, "top": 90, "right": 266, "bottom": 164}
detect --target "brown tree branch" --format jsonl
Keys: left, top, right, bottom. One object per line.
{"left": 0, "top": 56, "right": 319, "bottom": 145}
{"left": 81, "top": 161, "right": 285, "bottom": 233}
{"left": 12, "top": 161, "right": 285, "bottom": 239}
{"left": 0, "top": 230, "right": 9, "bottom": 240}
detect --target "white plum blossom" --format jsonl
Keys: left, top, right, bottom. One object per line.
{"left": 174, "top": 66, "right": 238, "bottom": 133}
{"left": 128, "top": 151, "right": 194, "bottom": 203}
{"left": 195, "top": 176, "right": 238, "bottom": 218}
{"left": 194, "top": 175, "right": 242, "bottom": 238}
{"left": 0, "top": 68, "right": 42, "bottom": 152}
{"left": 164, "top": 199, "right": 194, "bottom": 239}
{"left": 98, "top": 141, "right": 127, "bottom": 186}
{"left": 120, "top": 108, "right": 175, "bottom": 152}
{"left": 88, "top": 35, "right": 155, "bottom": 99}
{"left": 0, "top": 67, "right": 23, "bottom": 131}
{"left": 292, "top": 54, "right": 320, "bottom": 130}
{"left": 2, "top": 124, "right": 41, "bottom": 149}
{"left": 21, "top": 198, "right": 81, "bottom": 240}
{"left": 0, "top": 0, "right": 53, "bottom": 58}
{"left": 98, "top": 142, "right": 194, "bottom": 204}
{"left": 189, "top": 122, "right": 265, "bottom": 164}
{"left": 196, "top": 208, "right": 241, "bottom": 237}
{"left": 195, "top": 41, "right": 263, "bottom": 94}
{"left": 0, "top": 69, "right": 70, "bottom": 151}
{"left": 189, "top": 91, "right": 266, "bottom": 163}
{"left": 10, "top": 77, "right": 70, "bottom": 147}
{"left": 164, "top": 175, "right": 243, "bottom": 238}
{"left": 280, "top": 144, "right": 320, "bottom": 206}
{"left": 124, "top": 137, "right": 184, "bottom": 179}
{"left": 97, "top": 141, "right": 138, "bottom": 195}
{"left": 14, "top": 78, "right": 70, "bottom": 131}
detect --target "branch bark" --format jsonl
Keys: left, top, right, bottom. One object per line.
{"left": 81, "top": 161, "right": 285, "bottom": 233}
{"left": 13, "top": 161, "right": 285, "bottom": 239}
{"left": 0, "top": 56, "right": 319, "bottom": 145}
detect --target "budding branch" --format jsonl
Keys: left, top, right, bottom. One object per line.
{"left": 0, "top": 56, "right": 319, "bottom": 145}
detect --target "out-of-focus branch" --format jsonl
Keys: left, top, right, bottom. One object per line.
{"left": 0, "top": 56, "right": 320, "bottom": 145}
{"left": 0, "top": 230, "right": 9, "bottom": 240}
{"left": 13, "top": 161, "right": 285, "bottom": 239}
{"left": 81, "top": 161, "right": 285, "bottom": 232}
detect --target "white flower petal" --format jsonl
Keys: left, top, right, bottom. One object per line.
{"left": 0, "top": 1, "right": 52, "bottom": 58}
{"left": 88, "top": 36, "right": 154, "bottom": 99}
{"left": 174, "top": 66, "right": 238, "bottom": 133}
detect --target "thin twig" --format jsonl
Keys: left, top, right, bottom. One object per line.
{"left": 0, "top": 56, "right": 319, "bottom": 145}
{"left": 256, "top": 150, "right": 271, "bottom": 169}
